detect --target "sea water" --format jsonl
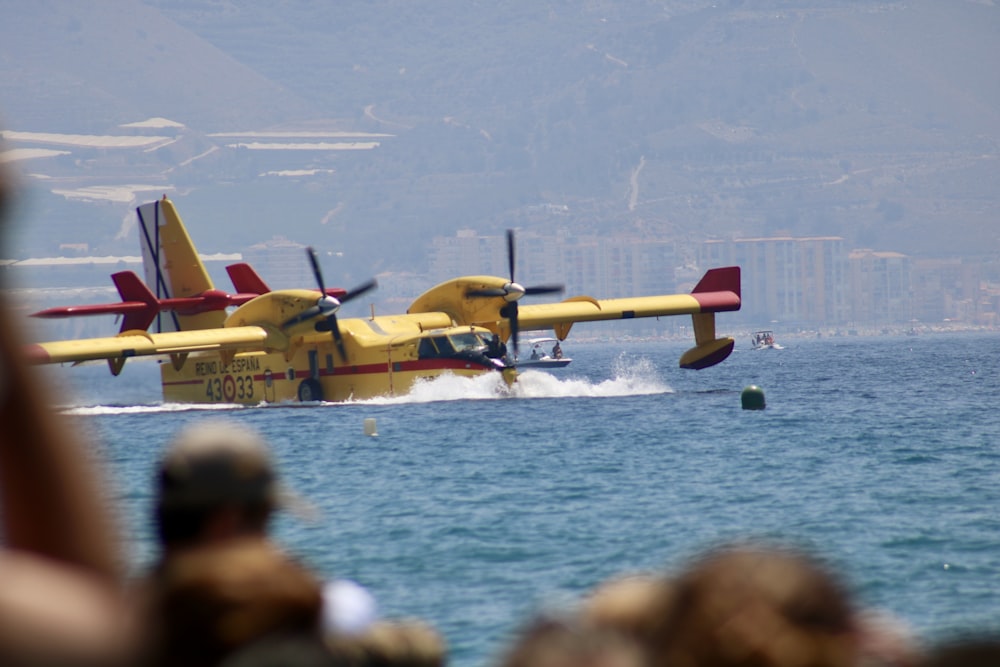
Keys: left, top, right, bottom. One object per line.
{"left": 53, "top": 332, "right": 1000, "bottom": 665}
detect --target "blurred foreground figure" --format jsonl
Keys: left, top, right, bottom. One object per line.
{"left": 919, "top": 635, "right": 1000, "bottom": 667}
{"left": 496, "top": 614, "right": 648, "bottom": 667}
{"left": 152, "top": 420, "right": 289, "bottom": 555}
{"left": 646, "top": 542, "right": 919, "bottom": 667}
{"left": 0, "top": 154, "right": 129, "bottom": 664}
{"left": 326, "top": 619, "right": 448, "bottom": 667}
{"left": 581, "top": 572, "right": 672, "bottom": 648}
{"left": 136, "top": 420, "right": 329, "bottom": 666}
{"left": 148, "top": 535, "right": 326, "bottom": 667}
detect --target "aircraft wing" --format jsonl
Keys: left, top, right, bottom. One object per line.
{"left": 476, "top": 266, "right": 742, "bottom": 369}
{"left": 24, "top": 327, "right": 270, "bottom": 366}
{"left": 504, "top": 265, "right": 741, "bottom": 334}
{"left": 515, "top": 293, "right": 722, "bottom": 331}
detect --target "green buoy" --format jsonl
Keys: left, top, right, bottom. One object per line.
{"left": 741, "top": 385, "right": 766, "bottom": 410}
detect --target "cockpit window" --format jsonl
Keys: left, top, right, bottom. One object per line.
{"left": 433, "top": 336, "right": 456, "bottom": 355}
{"left": 417, "top": 336, "right": 457, "bottom": 359}
{"left": 448, "top": 331, "right": 486, "bottom": 352}
{"left": 417, "top": 331, "right": 494, "bottom": 364}
{"left": 417, "top": 337, "right": 439, "bottom": 358}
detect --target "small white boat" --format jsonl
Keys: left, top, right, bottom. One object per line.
{"left": 515, "top": 337, "right": 572, "bottom": 368}
{"left": 751, "top": 330, "right": 783, "bottom": 350}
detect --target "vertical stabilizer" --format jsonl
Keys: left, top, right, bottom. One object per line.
{"left": 226, "top": 263, "right": 272, "bottom": 295}
{"left": 678, "top": 266, "right": 741, "bottom": 369}
{"left": 110, "top": 271, "right": 158, "bottom": 332}
{"left": 136, "top": 197, "right": 225, "bottom": 332}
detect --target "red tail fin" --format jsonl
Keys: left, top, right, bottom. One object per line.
{"left": 691, "top": 266, "right": 741, "bottom": 299}
{"left": 226, "top": 263, "right": 271, "bottom": 295}
{"left": 111, "top": 271, "right": 158, "bottom": 332}
{"left": 690, "top": 266, "right": 741, "bottom": 313}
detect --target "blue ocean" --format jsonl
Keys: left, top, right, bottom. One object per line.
{"left": 52, "top": 331, "right": 1000, "bottom": 666}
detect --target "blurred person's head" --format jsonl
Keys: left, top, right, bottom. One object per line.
{"left": 648, "top": 542, "right": 859, "bottom": 667}
{"left": 0, "top": 145, "right": 132, "bottom": 666}
{"left": 496, "top": 614, "right": 647, "bottom": 667}
{"left": 581, "top": 572, "right": 672, "bottom": 649}
{"left": 154, "top": 420, "right": 281, "bottom": 550}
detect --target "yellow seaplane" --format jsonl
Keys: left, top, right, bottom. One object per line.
{"left": 24, "top": 197, "right": 741, "bottom": 404}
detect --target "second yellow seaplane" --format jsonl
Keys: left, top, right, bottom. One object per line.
{"left": 25, "top": 197, "right": 741, "bottom": 404}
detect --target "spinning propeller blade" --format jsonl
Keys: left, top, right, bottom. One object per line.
{"left": 342, "top": 278, "right": 378, "bottom": 303}
{"left": 320, "top": 277, "right": 378, "bottom": 360}
{"left": 307, "top": 247, "right": 327, "bottom": 294}
{"left": 282, "top": 304, "right": 326, "bottom": 328}
{"left": 465, "top": 229, "right": 564, "bottom": 357}
{"left": 507, "top": 229, "right": 516, "bottom": 286}
{"left": 302, "top": 247, "right": 378, "bottom": 361}
{"left": 281, "top": 247, "right": 340, "bottom": 328}
{"left": 524, "top": 284, "right": 564, "bottom": 296}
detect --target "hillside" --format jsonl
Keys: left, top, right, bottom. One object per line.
{"left": 0, "top": 0, "right": 997, "bottom": 279}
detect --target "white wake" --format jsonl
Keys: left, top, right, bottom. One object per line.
{"left": 60, "top": 353, "right": 672, "bottom": 412}
{"left": 352, "top": 354, "right": 671, "bottom": 405}
{"left": 64, "top": 402, "right": 248, "bottom": 416}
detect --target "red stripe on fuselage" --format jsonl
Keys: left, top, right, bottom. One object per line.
{"left": 260, "top": 358, "right": 497, "bottom": 381}
{"left": 163, "top": 358, "right": 497, "bottom": 387}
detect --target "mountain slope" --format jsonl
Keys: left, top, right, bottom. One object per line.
{"left": 1, "top": 0, "right": 997, "bottom": 269}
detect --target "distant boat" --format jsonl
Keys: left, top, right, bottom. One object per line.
{"left": 515, "top": 337, "right": 572, "bottom": 368}
{"left": 751, "top": 330, "right": 783, "bottom": 350}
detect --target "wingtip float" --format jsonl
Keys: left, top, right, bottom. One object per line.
{"left": 25, "top": 197, "right": 741, "bottom": 404}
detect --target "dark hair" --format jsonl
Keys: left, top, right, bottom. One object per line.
{"left": 154, "top": 499, "right": 273, "bottom": 548}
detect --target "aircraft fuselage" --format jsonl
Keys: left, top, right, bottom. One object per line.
{"left": 159, "top": 324, "right": 512, "bottom": 404}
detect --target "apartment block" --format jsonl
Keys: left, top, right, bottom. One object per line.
{"left": 911, "top": 257, "right": 981, "bottom": 324}
{"left": 847, "top": 250, "right": 912, "bottom": 325}
{"left": 241, "top": 236, "right": 314, "bottom": 289}
{"left": 429, "top": 230, "right": 677, "bottom": 299}
{"left": 701, "top": 236, "right": 848, "bottom": 326}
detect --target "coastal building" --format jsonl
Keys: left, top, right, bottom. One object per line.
{"left": 911, "top": 257, "right": 983, "bottom": 325}
{"left": 700, "top": 236, "right": 848, "bottom": 327}
{"left": 240, "top": 236, "right": 314, "bottom": 290}
{"left": 847, "top": 250, "right": 912, "bottom": 326}
{"left": 429, "top": 230, "right": 677, "bottom": 299}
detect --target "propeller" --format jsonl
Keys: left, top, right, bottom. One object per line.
{"left": 284, "top": 247, "right": 378, "bottom": 361}
{"left": 465, "top": 229, "right": 563, "bottom": 357}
